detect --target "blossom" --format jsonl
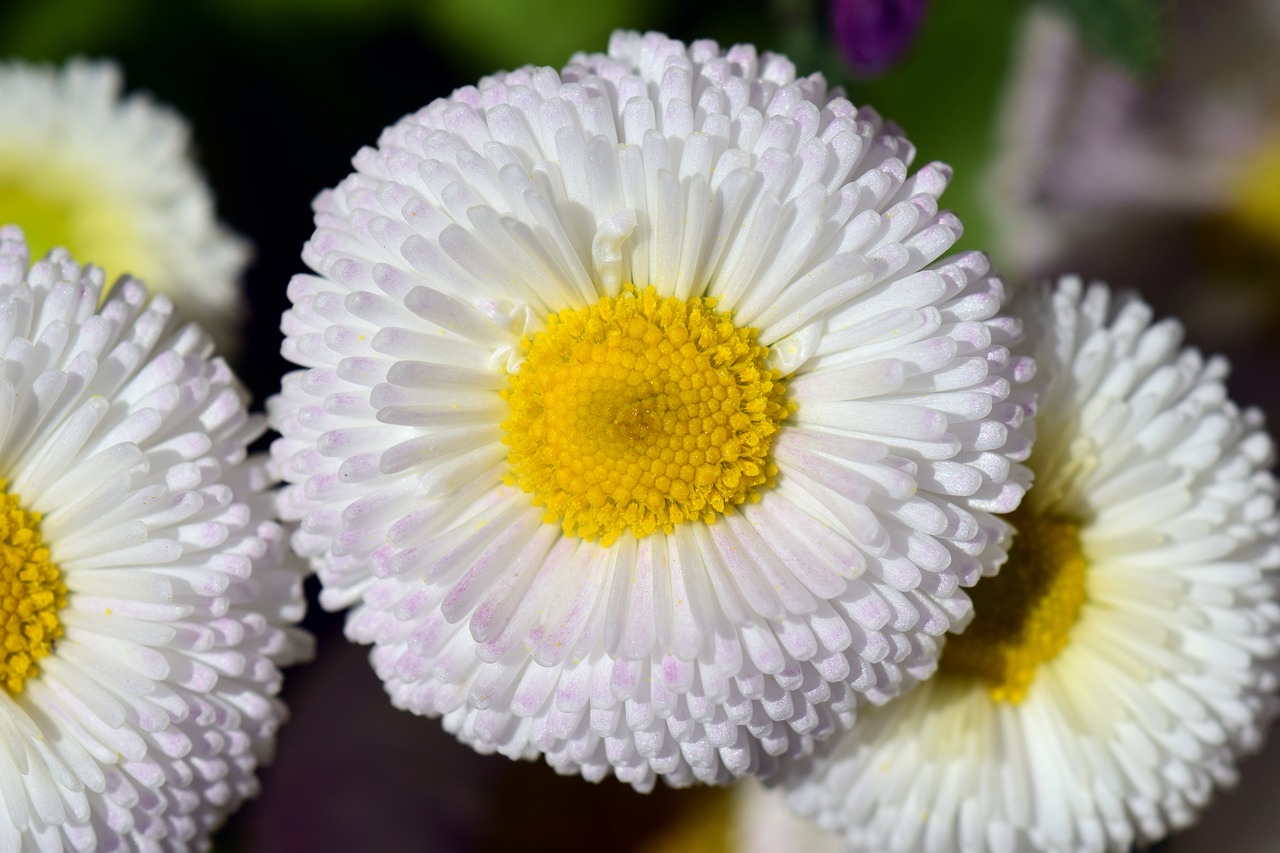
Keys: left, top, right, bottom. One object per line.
{"left": 0, "top": 226, "right": 309, "bottom": 851}
{"left": 0, "top": 59, "right": 249, "bottom": 352}
{"left": 785, "top": 277, "right": 1280, "bottom": 852}
{"left": 270, "top": 30, "right": 1031, "bottom": 790}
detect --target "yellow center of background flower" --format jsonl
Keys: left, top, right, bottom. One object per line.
{"left": 1230, "top": 132, "right": 1280, "bottom": 248}
{"left": 502, "top": 286, "right": 789, "bottom": 545}
{"left": 941, "top": 509, "right": 1087, "bottom": 703}
{"left": 0, "top": 150, "right": 155, "bottom": 287}
{"left": 0, "top": 484, "right": 67, "bottom": 695}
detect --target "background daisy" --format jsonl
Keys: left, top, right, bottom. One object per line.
{"left": 0, "top": 226, "right": 310, "bottom": 851}
{"left": 270, "top": 30, "right": 1032, "bottom": 790}
{"left": 785, "top": 276, "right": 1280, "bottom": 852}
{"left": 0, "top": 59, "right": 249, "bottom": 352}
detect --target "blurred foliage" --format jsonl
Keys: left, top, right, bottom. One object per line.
{"left": 415, "top": 0, "right": 672, "bottom": 75}
{"left": 0, "top": 0, "right": 148, "bottom": 59}
{"left": 1051, "top": 0, "right": 1166, "bottom": 75}
{"left": 205, "top": 0, "right": 404, "bottom": 29}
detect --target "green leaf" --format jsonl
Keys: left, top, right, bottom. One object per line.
{"left": 1050, "top": 0, "right": 1167, "bottom": 75}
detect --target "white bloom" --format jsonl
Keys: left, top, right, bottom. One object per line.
{"left": 270, "top": 30, "right": 1031, "bottom": 790}
{"left": 0, "top": 59, "right": 249, "bottom": 352}
{"left": 785, "top": 277, "right": 1280, "bottom": 852}
{"left": 0, "top": 227, "right": 310, "bottom": 851}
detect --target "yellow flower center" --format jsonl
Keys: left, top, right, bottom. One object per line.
{"left": 941, "top": 508, "right": 1087, "bottom": 703}
{"left": 502, "top": 286, "right": 789, "bottom": 545}
{"left": 0, "top": 483, "right": 67, "bottom": 695}
{"left": 0, "top": 149, "right": 155, "bottom": 285}
{"left": 1229, "top": 132, "right": 1280, "bottom": 248}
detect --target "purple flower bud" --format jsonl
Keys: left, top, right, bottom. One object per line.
{"left": 830, "top": 0, "right": 929, "bottom": 76}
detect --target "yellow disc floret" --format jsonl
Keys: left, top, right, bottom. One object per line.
{"left": 502, "top": 286, "right": 790, "bottom": 545}
{"left": 0, "top": 483, "right": 67, "bottom": 695}
{"left": 941, "top": 509, "right": 1087, "bottom": 703}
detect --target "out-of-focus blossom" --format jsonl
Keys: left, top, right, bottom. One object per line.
{"left": 269, "top": 30, "right": 1033, "bottom": 791}
{"left": 830, "top": 0, "right": 929, "bottom": 77}
{"left": 0, "top": 59, "right": 250, "bottom": 352}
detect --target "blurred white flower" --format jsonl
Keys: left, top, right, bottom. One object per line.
{"left": 0, "top": 60, "right": 249, "bottom": 352}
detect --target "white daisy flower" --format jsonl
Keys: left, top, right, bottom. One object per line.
{"left": 0, "top": 226, "right": 310, "bottom": 851}
{"left": 0, "top": 59, "right": 249, "bottom": 352}
{"left": 270, "top": 30, "right": 1031, "bottom": 790}
{"left": 785, "top": 277, "right": 1280, "bottom": 852}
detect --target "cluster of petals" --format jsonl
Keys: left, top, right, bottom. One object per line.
{"left": 0, "top": 228, "right": 310, "bottom": 851}
{"left": 270, "top": 31, "right": 1033, "bottom": 789}
{"left": 785, "top": 277, "right": 1280, "bottom": 852}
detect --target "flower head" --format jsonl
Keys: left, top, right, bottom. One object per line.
{"left": 270, "top": 30, "right": 1031, "bottom": 789}
{"left": 0, "top": 226, "right": 309, "bottom": 850}
{"left": 0, "top": 60, "right": 249, "bottom": 352}
{"left": 785, "top": 277, "right": 1280, "bottom": 851}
